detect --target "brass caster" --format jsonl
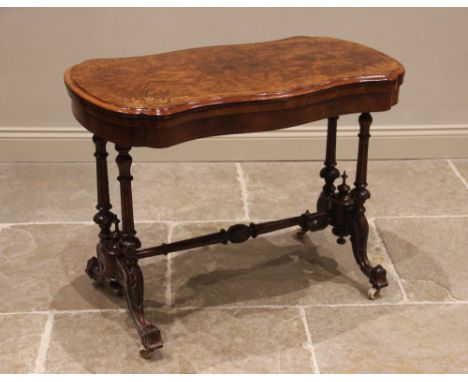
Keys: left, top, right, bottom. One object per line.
{"left": 139, "top": 346, "right": 153, "bottom": 359}
{"left": 367, "top": 287, "right": 381, "bottom": 300}
{"left": 294, "top": 228, "right": 307, "bottom": 240}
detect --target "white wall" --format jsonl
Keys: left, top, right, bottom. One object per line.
{"left": 1, "top": 8, "right": 467, "bottom": 161}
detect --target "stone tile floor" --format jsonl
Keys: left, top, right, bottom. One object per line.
{"left": 0, "top": 159, "right": 468, "bottom": 373}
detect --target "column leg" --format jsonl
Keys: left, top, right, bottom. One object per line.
{"left": 346, "top": 113, "right": 388, "bottom": 299}
{"left": 114, "top": 145, "right": 163, "bottom": 357}
{"left": 296, "top": 117, "right": 339, "bottom": 240}
{"left": 85, "top": 135, "right": 117, "bottom": 283}
{"left": 317, "top": 116, "right": 340, "bottom": 212}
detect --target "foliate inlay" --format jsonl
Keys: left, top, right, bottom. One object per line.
{"left": 70, "top": 37, "right": 404, "bottom": 356}
{"left": 65, "top": 36, "right": 405, "bottom": 117}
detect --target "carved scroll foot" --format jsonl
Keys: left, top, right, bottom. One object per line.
{"left": 346, "top": 211, "right": 388, "bottom": 294}
{"left": 85, "top": 256, "right": 103, "bottom": 283}
{"left": 115, "top": 256, "right": 163, "bottom": 357}
{"left": 85, "top": 244, "right": 108, "bottom": 284}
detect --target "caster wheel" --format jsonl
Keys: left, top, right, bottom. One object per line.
{"left": 109, "top": 280, "right": 123, "bottom": 297}
{"left": 368, "top": 287, "right": 380, "bottom": 300}
{"left": 294, "top": 229, "right": 307, "bottom": 240}
{"left": 139, "top": 346, "right": 152, "bottom": 359}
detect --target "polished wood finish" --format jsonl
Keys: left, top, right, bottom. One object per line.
{"left": 85, "top": 136, "right": 117, "bottom": 284}
{"left": 65, "top": 36, "right": 404, "bottom": 116}
{"left": 349, "top": 113, "right": 387, "bottom": 288}
{"left": 65, "top": 36, "right": 404, "bottom": 148}
{"left": 65, "top": 37, "right": 404, "bottom": 357}
{"left": 114, "top": 147, "right": 163, "bottom": 352}
{"left": 137, "top": 211, "right": 328, "bottom": 259}
{"left": 317, "top": 117, "right": 340, "bottom": 213}
{"left": 115, "top": 146, "right": 141, "bottom": 254}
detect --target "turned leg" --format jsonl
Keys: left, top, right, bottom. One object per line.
{"left": 347, "top": 113, "right": 388, "bottom": 298}
{"left": 86, "top": 135, "right": 117, "bottom": 284}
{"left": 297, "top": 117, "right": 338, "bottom": 240}
{"left": 115, "top": 145, "right": 163, "bottom": 357}
{"left": 317, "top": 116, "right": 340, "bottom": 212}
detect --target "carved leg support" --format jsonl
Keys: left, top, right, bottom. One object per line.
{"left": 86, "top": 135, "right": 117, "bottom": 284}
{"left": 115, "top": 145, "right": 163, "bottom": 357}
{"left": 297, "top": 117, "right": 339, "bottom": 240}
{"left": 346, "top": 113, "right": 388, "bottom": 298}
{"left": 116, "top": 257, "right": 163, "bottom": 357}
{"left": 317, "top": 116, "right": 340, "bottom": 212}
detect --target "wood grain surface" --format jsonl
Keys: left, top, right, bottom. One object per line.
{"left": 65, "top": 36, "right": 404, "bottom": 116}
{"left": 64, "top": 36, "right": 405, "bottom": 147}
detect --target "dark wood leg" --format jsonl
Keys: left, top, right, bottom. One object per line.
{"left": 317, "top": 116, "right": 340, "bottom": 212}
{"left": 297, "top": 117, "right": 339, "bottom": 240}
{"left": 346, "top": 113, "right": 388, "bottom": 298}
{"left": 115, "top": 145, "right": 163, "bottom": 357}
{"left": 86, "top": 135, "right": 118, "bottom": 284}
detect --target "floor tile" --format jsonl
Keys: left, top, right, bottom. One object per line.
{"left": 132, "top": 162, "right": 244, "bottom": 221}
{"left": 242, "top": 160, "right": 468, "bottom": 220}
{"left": 0, "top": 223, "right": 167, "bottom": 312}
{"left": 0, "top": 313, "right": 48, "bottom": 373}
{"left": 241, "top": 162, "right": 323, "bottom": 220}
{"left": 376, "top": 217, "right": 468, "bottom": 301}
{"left": 0, "top": 163, "right": 97, "bottom": 223}
{"left": 170, "top": 222, "right": 402, "bottom": 308}
{"left": 451, "top": 159, "right": 468, "bottom": 186}
{"left": 364, "top": 160, "right": 468, "bottom": 217}
{"left": 45, "top": 308, "right": 312, "bottom": 373}
{"left": 0, "top": 162, "right": 244, "bottom": 223}
{"left": 305, "top": 304, "right": 468, "bottom": 373}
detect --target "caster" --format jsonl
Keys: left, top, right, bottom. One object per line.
{"left": 336, "top": 236, "right": 346, "bottom": 245}
{"left": 109, "top": 279, "right": 123, "bottom": 297}
{"left": 139, "top": 346, "right": 152, "bottom": 359}
{"left": 294, "top": 228, "right": 307, "bottom": 240}
{"left": 367, "top": 287, "right": 381, "bottom": 300}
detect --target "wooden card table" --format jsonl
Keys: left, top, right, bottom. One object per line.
{"left": 64, "top": 36, "right": 404, "bottom": 358}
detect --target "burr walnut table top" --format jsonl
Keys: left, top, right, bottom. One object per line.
{"left": 64, "top": 36, "right": 405, "bottom": 148}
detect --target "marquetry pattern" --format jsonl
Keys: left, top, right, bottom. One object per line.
{"left": 70, "top": 37, "right": 404, "bottom": 357}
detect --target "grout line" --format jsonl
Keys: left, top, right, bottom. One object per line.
{"left": 137, "top": 218, "right": 247, "bottom": 225}
{"left": 33, "top": 311, "right": 54, "bottom": 374}
{"left": 298, "top": 307, "right": 320, "bottom": 374}
{"left": 0, "top": 221, "right": 94, "bottom": 228}
{"left": 165, "top": 222, "right": 176, "bottom": 307}
{"left": 236, "top": 162, "right": 251, "bottom": 220}
{"left": 447, "top": 159, "right": 468, "bottom": 190}
{"left": 0, "top": 308, "right": 127, "bottom": 316}
{"left": 54, "top": 308, "right": 127, "bottom": 314}
{"left": 371, "top": 214, "right": 468, "bottom": 220}
{"left": 2, "top": 214, "right": 468, "bottom": 229}
{"left": 147, "top": 299, "right": 468, "bottom": 311}
{"left": 0, "top": 311, "right": 50, "bottom": 316}
{"left": 369, "top": 218, "right": 409, "bottom": 302}
{"left": 298, "top": 300, "right": 468, "bottom": 307}
{"left": 2, "top": 299, "right": 468, "bottom": 318}
{"left": 0, "top": 223, "right": 16, "bottom": 230}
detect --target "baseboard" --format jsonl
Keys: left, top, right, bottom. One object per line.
{"left": 0, "top": 124, "right": 467, "bottom": 161}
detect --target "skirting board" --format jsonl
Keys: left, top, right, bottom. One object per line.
{"left": 0, "top": 124, "right": 467, "bottom": 161}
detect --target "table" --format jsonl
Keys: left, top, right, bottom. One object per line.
{"left": 64, "top": 36, "right": 405, "bottom": 358}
